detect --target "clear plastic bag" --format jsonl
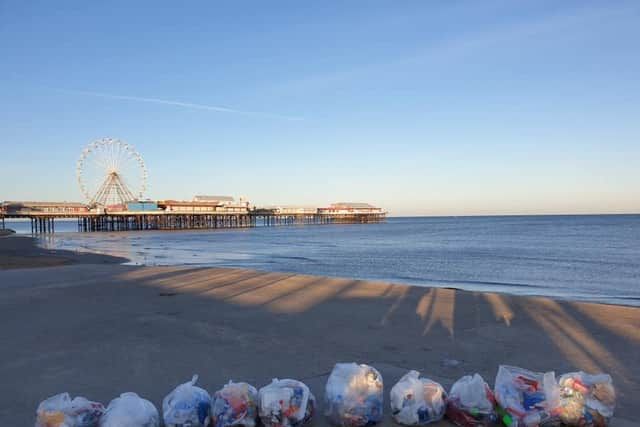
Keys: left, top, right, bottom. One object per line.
{"left": 35, "top": 392, "right": 105, "bottom": 427}
{"left": 390, "top": 370, "right": 446, "bottom": 425}
{"left": 258, "top": 378, "right": 315, "bottom": 427}
{"left": 556, "top": 371, "right": 615, "bottom": 426}
{"left": 445, "top": 374, "right": 496, "bottom": 427}
{"left": 494, "top": 365, "right": 560, "bottom": 427}
{"left": 163, "top": 375, "right": 211, "bottom": 427}
{"left": 211, "top": 381, "right": 258, "bottom": 427}
{"left": 324, "top": 362, "right": 384, "bottom": 427}
{"left": 99, "top": 392, "right": 160, "bottom": 427}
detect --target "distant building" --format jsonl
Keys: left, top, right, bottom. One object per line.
{"left": 193, "top": 195, "right": 235, "bottom": 205}
{"left": 269, "top": 206, "right": 318, "bottom": 215}
{"left": 126, "top": 201, "right": 158, "bottom": 212}
{"left": 158, "top": 200, "right": 220, "bottom": 213}
{"left": 158, "top": 199, "right": 248, "bottom": 214}
{"left": 318, "top": 202, "right": 383, "bottom": 215}
{"left": 0, "top": 201, "right": 89, "bottom": 215}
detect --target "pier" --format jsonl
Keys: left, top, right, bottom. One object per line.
{"left": 0, "top": 140, "right": 386, "bottom": 234}
{"left": 0, "top": 202, "right": 386, "bottom": 233}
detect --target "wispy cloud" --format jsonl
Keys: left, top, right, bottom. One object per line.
{"left": 266, "top": 3, "right": 637, "bottom": 95}
{"left": 55, "top": 89, "right": 304, "bottom": 121}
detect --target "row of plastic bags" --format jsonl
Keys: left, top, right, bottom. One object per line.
{"left": 35, "top": 375, "right": 313, "bottom": 427}
{"left": 35, "top": 363, "right": 616, "bottom": 427}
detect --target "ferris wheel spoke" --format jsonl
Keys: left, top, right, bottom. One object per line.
{"left": 116, "top": 145, "right": 129, "bottom": 173}
{"left": 113, "top": 142, "right": 124, "bottom": 171}
{"left": 91, "top": 155, "right": 109, "bottom": 174}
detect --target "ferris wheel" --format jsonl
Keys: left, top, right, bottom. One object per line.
{"left": 76, "top": 138, "right": 148, "bottom": 206}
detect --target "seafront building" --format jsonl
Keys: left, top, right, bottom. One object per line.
{"left": 0, "top": 201, "right": 89, "bottom": 215}
{"left": 264, "top": 206, "right": 318, "bottom": 215}
{"left": 318, "top": 202, "right": 384, "bottom": 215}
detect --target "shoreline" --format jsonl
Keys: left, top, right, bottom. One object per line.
{"left": 2, "top": 234, "right": 637, "bottom": 308}
{"left": 0, "top": 235, "right": 128, "bottom": 269}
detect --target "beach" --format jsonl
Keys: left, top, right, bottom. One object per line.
{"left": 0, "top": 234, "right": 127, "bottom": 269}
{"left": 0, "top": 236, "right": 638, "bottom": 425}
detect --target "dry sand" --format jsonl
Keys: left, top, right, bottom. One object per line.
{"left": 0, "top": 237, "right": 637, "bottom": 425}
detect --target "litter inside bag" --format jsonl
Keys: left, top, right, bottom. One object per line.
{"left": 36, "top": 392, "right": 105, "bottom": 427}
{"left": 494, "top": 365, "right": 560, "bottom": 427}
{"left": 163, "top": 375, "right": 211, "bottom": 427}
{"left": 324, "top": 362, "right": 384, "bottom": 427}
{"left": 445, "top": 373, "right": 496, "bottom": 427}
{"left": 390, "top": 370, "right": 446, "bottom": 425}
{"left": 258, "top": 378, "right": 315, "bottom": 427}
{"left": 99, "top": 392, "right": 160, "bottom": 427}
{"left": 211, "top": 381, "right": 258, "bottom": 427}
{"left": 556, "top": 371, "right": 615, "bottom": 427}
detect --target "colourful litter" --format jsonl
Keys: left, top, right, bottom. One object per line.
{"left": 162, "top": 375, "right": 211, "bottom": 427}
{"left": 258, "top": 378, "right": 315, "bottom": 427}
{"left": 494, "top": 365, "right": 560, "bottom": 427}
{"left": 211, "top": 381, "right": 259, "bottom": 427}
{"left": 445, "top": 373, "right": 497, "bottom": 427}
{"left": 556, "top": 371, "right": 615, "bottom": 426}
{"left": 32, "top": 363, "right": 618, "bottom": 427}
{"left": 35, "top": 393, "right": 104, "bottom": 427}
{"left": 390, "top": 370, "right": 446, "bottom": 425}
{"left": 324, "top": 362, "right": 384, "bottom": 427}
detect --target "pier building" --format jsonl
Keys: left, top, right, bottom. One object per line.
{"left": 1, "top": 199, "right": 385, "bottom": 233}
{"left": 318, "top": 202, "right": 384, "bottom": 215}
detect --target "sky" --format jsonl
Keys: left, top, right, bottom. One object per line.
{"left": 1, "top": 0, "right": 639, "bottom": 216}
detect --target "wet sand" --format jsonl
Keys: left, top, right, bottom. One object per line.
{"left": 0, "top": 238, "right": 637, "bottom": 425}
{"left": 0, "top": 235, "right": 127, "bottom": 269}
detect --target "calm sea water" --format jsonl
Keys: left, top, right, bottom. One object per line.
{"left": 6, "top": 215, "right": 640, "bottom": 306}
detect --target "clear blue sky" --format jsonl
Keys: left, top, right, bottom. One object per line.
{"left": 1, "top": 0, "right": 639, "bottom": 215}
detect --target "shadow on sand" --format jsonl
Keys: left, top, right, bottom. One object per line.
{"left": 0, "top": 264, "right": 638, "bottom": 425}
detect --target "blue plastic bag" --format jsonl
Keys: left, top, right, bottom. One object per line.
{"left": 163, "top": 375, "right": 211, "bottom": 427}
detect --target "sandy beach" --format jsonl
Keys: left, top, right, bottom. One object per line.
{"left": 0, "top": 234, "right": 127, "bottom": 269}
{"left": 0, "top": 236, "right": 638, "bottom": 426}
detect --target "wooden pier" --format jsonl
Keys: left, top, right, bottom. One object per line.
{"left": 0, "top": 210, "right": 386, "bottom": 233}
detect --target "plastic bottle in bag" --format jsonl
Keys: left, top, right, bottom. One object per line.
{"left": 99, "top": 392, "right": 160, "bottom": 427}
{"left": 390, "top": 370, "right": 446, "bottom": 425}
{"left": 556, "top": 371, "right": 615, "bottom": 426}
{"left": 493, "top": 365, "right": 560, "bottom": 427}
{"left": 258, "top": 378, "right": 315, "bottom": 427}
{"left": 163, "top": 375, "right": 211, "bottom": 427}
{"left": 35, "top": 392, "right": 105, "bottom": 427}
{"left": 324, "top": 362, "right": 384, "bottom": 427}
{"left": 445, "top": 374, "right": 497, "bottom": 427}
{"left": 211, "top": 381, "right": 259, "bottom": 427}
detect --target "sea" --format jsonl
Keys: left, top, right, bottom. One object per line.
{"left": 5, "top": 215, "right": 640, "bottom": 306}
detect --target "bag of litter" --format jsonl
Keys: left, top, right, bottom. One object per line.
{"left": 211, "top": 381, "right": 258, "bottom": 427}
{"left": 324, "top": 362, "right": 384, "bottom": 427}
{"left": 35, "top": 392, "right": 104, "bottom": 427}
{"left": 99, "top": 392, "right": 159, "bottom": 427}
{"left": 390, "top": 370, "right": 446, "bottom": 425}
{"left": 494, "top": 365, "right": 560, "bottom": 427}
{"left": 258, "top": 378, "right": 315, "bottom": 427}
{"left": 556, "top": 371, "right": 615, "bottom": 426}
{"left": 163, "top": 375, "right": 211, "bottom": 427}
{"left": 445, "top": 374, "right": 496, "bottom": 427}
